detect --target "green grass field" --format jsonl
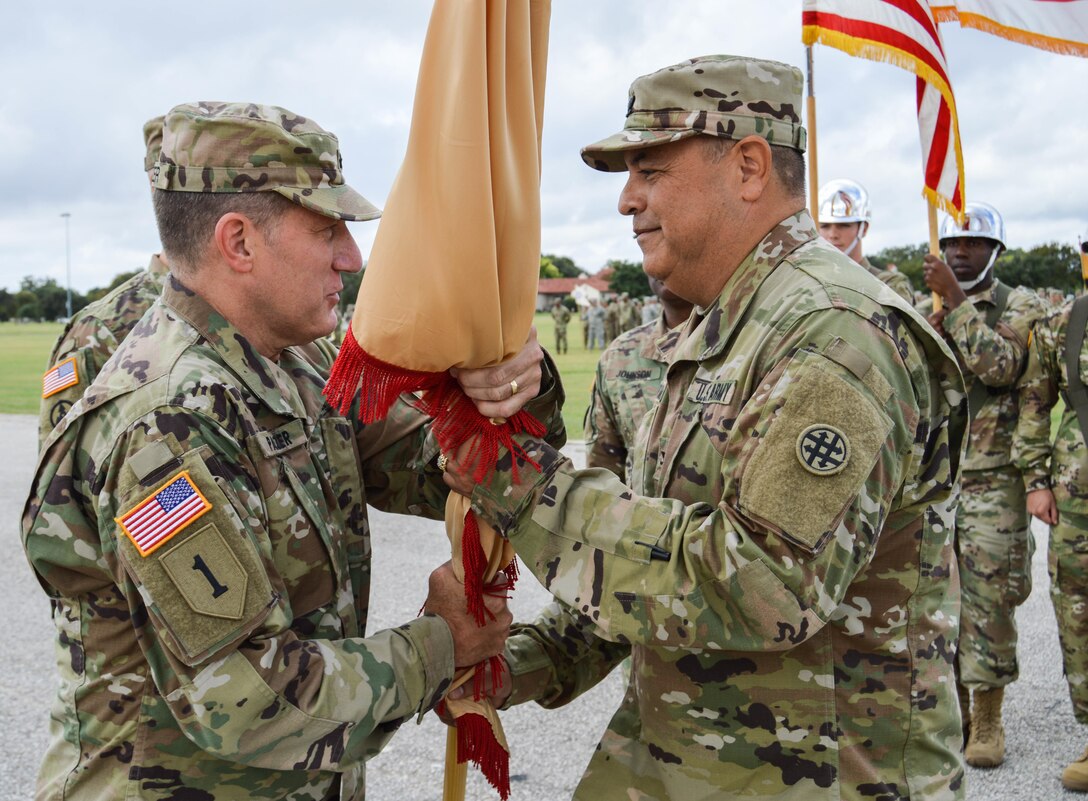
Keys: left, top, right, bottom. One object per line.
{"left": 533, "top": 311, "right": 599, "bottom": 438}
{"left": 1, "top": 314, "right": 1062, "bottom": 445}
{"left": 0, "top": 315, "right": 598, "bottom": 436}
{"left": 0, "top": 321, "right": 63, "bottom": 414}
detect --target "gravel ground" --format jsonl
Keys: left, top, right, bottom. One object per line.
{"left": 2, "top": 412, "right": 1083, "bottom": 800}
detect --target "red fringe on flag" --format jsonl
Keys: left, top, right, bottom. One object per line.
{"left": 325, "top": 325, "right": 547, "bottom": 483}
{"left": 456, "top": 712, "right": 511, "bottom": 801}
{"left": 325, "top": 325, "right": 545, "bottom": 799}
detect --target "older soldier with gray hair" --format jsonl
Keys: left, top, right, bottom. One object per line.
{"left": 22, "top": 101, "right": 558, "bottom": 801}
{"left": 443, "top": 55, "right": 967, "bottom": 799}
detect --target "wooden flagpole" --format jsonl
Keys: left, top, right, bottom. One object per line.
{"left": 1079, "top": 238, "right": 1087, "bottom": 296}
{"left": 444, "top": 726, "right": 468, "bottom": 800}
{"left": 928, "top": 201, "right": 943, "bottom": 312}
{"left": 806, "top": 46, "right": 819, "bottom": 219}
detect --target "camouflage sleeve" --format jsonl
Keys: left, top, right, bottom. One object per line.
{"left": 942, "top": 293, "right": 1042, "bottom": 387}
{"left": 885, "top": 271, "right": 915, "bottom": 306}
{"left": 469, "top": 313, "right": 927, "bottom": 651}
{"left": 584, "top": 362, "right": 627, "bottom": 480}
{"left": 502, "top": 600, "right": 629, "bottom": 709}
{"left": 27, "top": 407, "right": 455, "bottom": 771}
{"left": 37, "top": 316, "right": 119, "bottom": 445}
{"left": 1014, "top": 311, "right": 1061, "bottom": 492}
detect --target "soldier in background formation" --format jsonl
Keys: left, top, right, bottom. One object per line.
{"left": 640, "top": 293, "right": 661, "bottom": 325}
{"left": 38, "top": 116, "right": 170, "bottom": 446}
{"left": 919, "top": 201, "right": 1048, "bottom": 768}
{"left": 817, "top": 178, "right": 915, "bottom": 304}
{"left": 21, "top": 101, "right": 558, "bottom": 801}
{"left": 1014, "top": 290, "right": 1088, "bottom": 792}
{"left": 585, "top": 275, "right": 692, "bottom": 481}
{"left": 586, "top": 297, "right": 606, "bottom": 349}
{"left": 604, "top": 295, "right": 620, "bottom": 341}
{"left": 550, "top": 299, "right": 571, "bottom": 354}
{"left": 443, "top": 53, "right": 967, "bottom": 799}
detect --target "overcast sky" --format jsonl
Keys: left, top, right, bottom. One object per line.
{"left": 1, "top": 1, "right": 1085, "bottom": 294}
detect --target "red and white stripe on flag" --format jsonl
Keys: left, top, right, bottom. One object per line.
{"left": 116, "top": 471, "right": 212, "bottom": 557}
{"left": 802, "top": 0, "right": 967, "bottom": 223}
{"left": 42, "top": 356, "right": 79, "bottom": 398}
{"left": 931, "top": 1, "right": 1088, "bottom": 57}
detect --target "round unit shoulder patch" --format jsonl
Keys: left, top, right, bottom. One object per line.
{"left": 796, "top": 424, "right": 850, "bottom": 476}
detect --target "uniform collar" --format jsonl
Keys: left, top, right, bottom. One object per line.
{"left": 162, "top": 274, "right": 306, "bottom": 419}
{"left": 147, "top": 253, "right": 170, "bottom": 279}
{"left": 968, "top": 278, "right": 1001, "bottom": 306}
{"left": 639, "top": 314, "right": 682, "bottom": 363}
{"left": 670, "top": 209, "right": 816, "bottom": 364}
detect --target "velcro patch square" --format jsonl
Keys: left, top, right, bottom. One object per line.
{"left": 116, "top": 471, "right": 212, "bottom": 557}
{"left": 42, "top": 356, "right": 79, "bottom": 398}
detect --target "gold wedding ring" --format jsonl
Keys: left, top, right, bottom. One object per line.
{"left": 437, "top": 454, "right": 449, "bottom": 472}
{"left": 509, "top": 379, "right": 519, "bottom": 397}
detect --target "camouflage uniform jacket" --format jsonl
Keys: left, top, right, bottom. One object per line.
{"left": 859, "top": 256, "right": 914, "bottom": 305}
{"left": 918, "top": 280, "right": 1046, "bottom": 470}
{"left": 585, "top": 315, "right": 680, "bottom": 481}
{"left": 38, "top": 255, "right": 169, "bottom": 444}
{"left": 23, "top": 276, "right": 461, "bottom": 801}
{"left": 551, "top": 304, "right": 572, "bottom": 331}
{"left": 478, "top": 212, "right": 967, "bottom": 800}
{"left": 1014, "top": 298, "right": 1088, "bottom": 513}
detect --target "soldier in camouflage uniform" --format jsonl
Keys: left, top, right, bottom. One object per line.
{"left": 586, "top": 298, "right": 606, "bottom": 350}
{"left": 604, "top": 296, "right": 620, "bottom": 342}
{"left": 919, "top": 201, "right": 1047, "bottom": 768}
{"left": 21, "top": 102, "right": 559, "bottom": 801}
{"left": 1013, "top": 295, "right": 1088, "bottom": 791}
{"left": 38, "top": 116, "right": 170, "bottom": 445}
{"left": 817, "top": 178, "right": 915, "bottom": 305}
{"left": 444, "top": 55, "right": 968, "bottom": 800}
{"left": 551, "top": 299, "right": 572, "bottom": 354}
{"left": 585, "top": 275, "right": 692, "bottom": 481}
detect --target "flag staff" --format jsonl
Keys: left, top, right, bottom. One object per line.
{"left": 1079, "top": 237, "right": 1087, "bottom": 296}
{"left": 805, "top": 46, "right": 819, "bottom": 219}
{"left": 928, "top": 201, "right": 943, "bottom": 312}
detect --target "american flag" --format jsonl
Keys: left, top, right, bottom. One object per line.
{"left": 931, "top": 0, "right": 1088, "bottom": 58}
{"left": 117, "top": 472, "right": 211, "bottom": 557}
{"left": 42, "top": 357, "right": 79, "bottom": 398}
{"left": 802, "top": 0, "right": 967, "bottom": 223}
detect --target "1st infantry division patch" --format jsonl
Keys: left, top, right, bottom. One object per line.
{"left": 796, "top": 424, "right": 850, "bottom": 476}
{"left": 42, "top": 356, "right": 79, "bottom": 398}
{"left": 116, "top": 471, "right": 212, "bottom": 557}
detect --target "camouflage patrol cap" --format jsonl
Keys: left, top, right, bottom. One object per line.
{"left": 581, "top": 55, "right": 807, "bottom": 172}
{"left": 142, "top": 116, "right": 165, "bottom": 173}
{"left": 152, "top": 101, "right": 380, "bottom": 221}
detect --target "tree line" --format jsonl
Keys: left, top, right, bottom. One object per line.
{"left": 3, "top": 241, "right": 1081, "bottom": 323}
{"left": 0, "top": 270, "right": 142, "bottom": 322}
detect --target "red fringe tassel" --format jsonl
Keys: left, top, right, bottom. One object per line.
{"left": 327, "top": 327, "right": 544, "bottom": 800}
{"left": 456, "top": 712, "right": 511, "bottom": 801}
{"left": 324, "top": 325, "right": 448, "bottom": 421}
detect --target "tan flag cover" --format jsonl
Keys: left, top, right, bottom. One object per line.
{"left": 324, "top": 1, "right": 550, "bottom": 798}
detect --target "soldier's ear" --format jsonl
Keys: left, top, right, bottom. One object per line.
{"left": 214, "top": 213, "right": 256, "bottom": 275}
{"left": 732, "top": 136, "right": 772, "bottom": 203}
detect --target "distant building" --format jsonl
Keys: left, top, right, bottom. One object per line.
{"left": 536, "top": 276, "right": 610, "bottom": 311}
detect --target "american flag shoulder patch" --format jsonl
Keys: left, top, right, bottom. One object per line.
{"left": 116, "top": 471, "right": 213, "bottom": 557}
{"left": 42, "top": 356, "right": 80, "bottom": 398}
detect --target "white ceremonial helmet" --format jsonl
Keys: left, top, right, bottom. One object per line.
{"left": 818, "top": 179, "right": 872, "bottom": 225}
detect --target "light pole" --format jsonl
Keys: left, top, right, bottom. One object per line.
{"left": 60, "top": 212, "right": 72, "bottom": 319}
